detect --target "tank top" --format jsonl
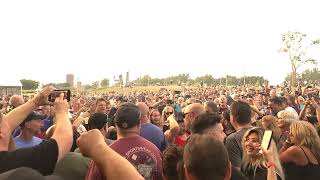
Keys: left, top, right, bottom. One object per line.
{"left": 283, "top": 146, "right": 320, "bottom": 180}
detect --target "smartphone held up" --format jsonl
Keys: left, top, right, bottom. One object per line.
{"left": 261, "top": 130, "right": 273, "bottom": 151}
{"left": 48, "top": 90, "right": 71, "bottom": 102}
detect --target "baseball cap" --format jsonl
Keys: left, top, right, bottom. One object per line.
{"left": 20, "top": 111, "right": 46, "bottom": 127}
{"left": 88, "top": 113, "right": 108, "bottom": 130}
{"left": 114, "top": 102, "right": 140, "bottom": 129}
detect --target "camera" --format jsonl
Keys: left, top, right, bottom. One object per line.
{"left": 48, "top": 90, "right": 71, "bottom": 102}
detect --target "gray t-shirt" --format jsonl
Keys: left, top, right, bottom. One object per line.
{"left": 53, "top": 152, "right": 90, "bottom": 180}
{"left": 225, "top": 127, "right": 251, "bottom": 168}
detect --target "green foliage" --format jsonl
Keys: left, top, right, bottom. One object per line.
{"left": 20, "top": 79, "right": 39, "bottom": 90}
{"left": 44, "top": 83, "right": 70, "bottom": 89}
{"left": 100, "top": 79, "right": 110, "bottom": 87}
{"left": 301, "top": 68, "right": 320, "bottom": 84}
{"left": 279, "top": 31, "right": 319, "bottom": 86}
{"left": 84, "top": 84, "right": 92, "bottom": 90}
{"left": 285, "top": 68, "right": 320, "bottom": 85}
{"left": 132, "top": 74, "right": 265, "bottom": 86}
{"left": 195, "top": 74, "right": 215, "bottom": 85}
{"left": 92, "top": 81, "right": 99, "bottom": 88}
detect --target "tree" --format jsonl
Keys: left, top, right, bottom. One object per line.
{"left": 43, "top": 83, "right": 70, "bottom": 89}
{"left": 301, "top": 68, "right": 320, "bottom": 85}
{"left": 56, "top": 83, "right": 71, "bottom": 88}
{"left": 195, "top": 74, "right": 215, "bottom": 85}
{"left": 92, "top": 81, "right": 99, "bottom": 88}
{"left": 83, "top": 84, "right": 92, "bottom": 90}
{"left": 279, "top": 31, "right": 320, "bottom": 88}
{"left": 133, "top": 75, "right": 152, "bottom": 85}
{"left": 100, "top": 79, "right": 110, "bottom": 87}
{"left": 20, "top": 79, "right": 39, "bottom": 90}
{"left": 286, "top": 68, "right": 320, "bottom": 85}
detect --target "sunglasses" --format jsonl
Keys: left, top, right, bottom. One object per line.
{"left": 182, "top": 112, "right": 190, "bottom": 118}
{"left": 166, "top": 112, "right": 173, "bottom": 115}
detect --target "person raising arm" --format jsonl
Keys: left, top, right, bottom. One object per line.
{"left": 0, "top": 87, "right": 73, "bottom": 175}
{"left": 77, "top": 129, "right": 143, "bottom": 180}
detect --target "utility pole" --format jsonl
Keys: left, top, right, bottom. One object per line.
{"left": 244, "top": 72, "right": 246, "bottom": 86}
{"left": 226, "top": 75, "right": 228, "bottom": 86}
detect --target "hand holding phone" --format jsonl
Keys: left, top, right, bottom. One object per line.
{"left": 48, "top": 90, "right": 71, "bottom": 102}
{"left": 261, "top": 130, "right": 273, "bottom": 151}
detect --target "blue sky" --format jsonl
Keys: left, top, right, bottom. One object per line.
{"left": 1, "top": 0, "right": 319, "bottom": 86}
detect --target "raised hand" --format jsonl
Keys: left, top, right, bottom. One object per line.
{"left": 31, "top": 86, "right": 55, "bottom": 107}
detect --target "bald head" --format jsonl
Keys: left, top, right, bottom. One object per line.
{"left": 136, "top": 102, "right": 150, "bottom": 123}
{"left": 137, "top": 102, "right": 149, "bottom": 115}
{"left": 184, "top": 103, "right": 206, "bottom": 131}
{"left": 188, "top": 103, "right": 206, "bottom": 117}
{"left": 9, "top": 95, "right": 24, "bottom": 108}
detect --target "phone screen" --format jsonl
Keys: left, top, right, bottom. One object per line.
{"left": 48, "top": 90, "right": 71, "bottom": 102}
{"left": 261, "top": 130, "right": 273, "bottom": 150}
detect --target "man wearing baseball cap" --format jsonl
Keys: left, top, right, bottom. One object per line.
{"left": 14, "top": 111, "right": 46, "bottom": 149}
{"left": 86, "top": 102, "right": 163, "bottom": 180}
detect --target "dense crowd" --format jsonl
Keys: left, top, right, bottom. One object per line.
{"left": 0, "top": 84, "right": 319, "bottom": 180}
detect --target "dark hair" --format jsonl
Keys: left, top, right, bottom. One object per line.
{"left": 184, "top": 134, "right": 229, "bottom": 180}
{"left": 88, "top": 113, "right": 108, "bottom": 130}
{"left": 222, "top": 110, "right": 230, "bottom": 121}
{"left": 230, "top": 101, "right": 251, "bottom": 125}
{"left": 166, "top": 99, "right": 174, "bottom": 105}
{"left": 191, "top": 112, "right": 222, "bottom": 134}
{"left": 174, "top": 111, "right": 184, "bottom": 123}
{"left": 285, "top": 94, "right": 296, "bottom": 104}
{"left": 269, "top": 97, "right": 283, "bottom": 106}
{"left": 162, "top": 145, "right": 185, "bottom": 180}
{"left": 279, "top": 96, "right": 288, "bottom": 105}
{"left": 114, "top": 102, "right": 140, "bottom": 129}
{"left": 95, "top": 98, "right": 108, "bottom": 106}
{"left": 204, "top": 101, "right": 219, "bottom": 114}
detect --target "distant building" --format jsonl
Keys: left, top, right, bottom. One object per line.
{"left": 119, "top": 74, "right": 123, "bottom": 86}
{"left": 125, "top": 72, "right": 130, "bottom": 86}
{"left": 66, "top": 74, "right": 74, "bottom": 87}
{"left": 77, "top": 81, "right": 81, "bottom": 89}
{"left": 0, "top": 80, "right": 22, "bottom": 95}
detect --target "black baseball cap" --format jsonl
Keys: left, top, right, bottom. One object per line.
{"left": 20, "top": 111, "right": 46, "bottom": 127}
{"left": 114, "top": 102, "right": 140, "bottom": 129}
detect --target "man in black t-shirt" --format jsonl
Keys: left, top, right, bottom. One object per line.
{"left": 191, "top": 112, "right": 248, "bottom": 180}
{"left": 0, "top": 87, "right": 73, "bottom": 175}
{"left": 225, "top": 101, "right": 252, "bottom": 169}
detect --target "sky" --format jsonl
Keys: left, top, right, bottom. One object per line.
{"left": 1, "top": 0, "right": 320, "bottom": 86}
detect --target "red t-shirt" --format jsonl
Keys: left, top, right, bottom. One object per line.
{"left": 174, "top": 132, "right": 190, "bottom": 147}
{"left": 86, "top": 136, "right": 163, "bottom": 180}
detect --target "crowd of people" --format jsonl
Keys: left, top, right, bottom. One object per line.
{"left": 0, "top": 84, "right": 319, "bottom": 180}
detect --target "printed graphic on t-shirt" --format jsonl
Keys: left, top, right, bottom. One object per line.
{"left": 125, "top": 147, "right": 158, "bottom": 180}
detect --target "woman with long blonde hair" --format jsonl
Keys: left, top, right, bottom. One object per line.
{"left": 261, "top": 115, "right": 282, "bottom": 148}
{"left": 280, "top": 121, "right": 320, "bottom": 180}
{"left": 161, "top": 106, "right": 174, "bottom": 132}
{"left": 241, "top": 127, "right": 285, "bottom": 180}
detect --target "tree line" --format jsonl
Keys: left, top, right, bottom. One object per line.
{"left": 20, "top": 68, "right": 320, "bottom": 90}
{"left": 132, "top": 74, "right": 266, "bottom": 86}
